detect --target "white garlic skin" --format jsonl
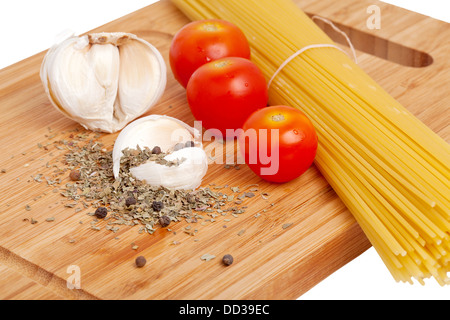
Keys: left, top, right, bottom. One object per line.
{"left": 40, "top": 32, "right": 167, "bottom": 133}
{"left": 112, "top": 115, "right": 208, "bottom": 190}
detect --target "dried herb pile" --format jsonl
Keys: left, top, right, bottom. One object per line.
{"left": 57, "top": 134, "right": 261, "bottom": 235}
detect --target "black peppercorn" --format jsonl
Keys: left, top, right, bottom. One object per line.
{"left": 94, "top": 207, "right": 108, "bottom": 219}
{"left": 135, "top": 256, "right": 146, "bottom": 268}
{"left": 159, "top": 215, "right": 171, "bottom": 228}
{"left": 222, "top": 254, "right": 234, "bottom": 266}
{"left": 152, "top": 201, "right": 164, "bottom": 212}
{"left": 125, "top": 196, "right": 137, "bottom": 207}
{"left": 152, "top": 146, "right": 161, "bottom": 154}
{"left": 185, "top": 141, "right": 195, "bottom": 148}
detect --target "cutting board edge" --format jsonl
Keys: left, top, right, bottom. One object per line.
{"left": 0, "top": 246, "right": 98, "bottom": 300}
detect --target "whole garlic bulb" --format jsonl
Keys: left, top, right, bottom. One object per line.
{"left": 40, "top": 32, "right": 167, "bottom": 133}
{"left": 112, "top": 115, "right": 208, "bottom": 190}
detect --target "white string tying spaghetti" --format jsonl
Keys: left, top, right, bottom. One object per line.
{"left": 268, "top": 15, "right": 358, "bottom": 90}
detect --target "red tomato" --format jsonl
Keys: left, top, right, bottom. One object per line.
{"left": 169, "top": 19, "right": 251, "bottom": 88}
{"left": 186, "top": 57, "right": 268, "bottom": 138}
{"left": 238, "top": 105, "right": 318, "bottom": 183}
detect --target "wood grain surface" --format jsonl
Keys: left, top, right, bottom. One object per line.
{"left": 0, "top": 0, "right": 448, "bottom": 299}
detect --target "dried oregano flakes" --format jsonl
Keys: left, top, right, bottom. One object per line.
{"left": 60, "top": 140, "right": 217, "bottom": 234}
{"left": 31, "top": 129, "right": 273, "bottom": 236}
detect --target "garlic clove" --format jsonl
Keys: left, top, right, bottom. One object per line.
{"left": 43, "top": 36, "right": 113, "bottom": 123}
{"left": 129, "top": 147, "right": 208, "bottom": 190}
{"left": 112, "top": 115, "right": 193, "bottom": 178}
{"left": 112, "top": 115, "right": 208, "bottom": 190}
{"left": 87, "top": 43, "right": 120, "bottom": 114}
{"left": 40, "top": 32, "right": 166, "bottom": 133}
{"left": 115, "top": 39, "right": 166, "bottom": 125}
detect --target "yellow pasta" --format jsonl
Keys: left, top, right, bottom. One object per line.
{"left": 171, "top": 0, "right": 450, "bottom": 285}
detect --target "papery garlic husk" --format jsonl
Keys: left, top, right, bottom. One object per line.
{"left": 40, "top": 32, "right": 166, "bottom": 133}
{"left": 112, "top": 115, "right": 208, "bottom": 190}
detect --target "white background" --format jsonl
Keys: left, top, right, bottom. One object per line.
{"left": 0, "top": 1, "right": 448, "bottom": 300}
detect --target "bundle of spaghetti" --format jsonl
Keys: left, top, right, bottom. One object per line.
{"left": 171, "top": 0, "right": 450, "bottom": 285}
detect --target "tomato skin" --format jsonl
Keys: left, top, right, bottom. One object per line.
{"left": 169, "top": 19, "right": 251, "bottom": 88}
{"left": 186, "top": 57, "right": 268, "bottom": 138}
{"left": 239, "top": 105, "right": 318, "bottom": 183}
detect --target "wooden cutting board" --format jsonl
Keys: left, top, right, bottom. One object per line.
{"left": 0, "top": 0, "right": 448, "bottom": 300}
